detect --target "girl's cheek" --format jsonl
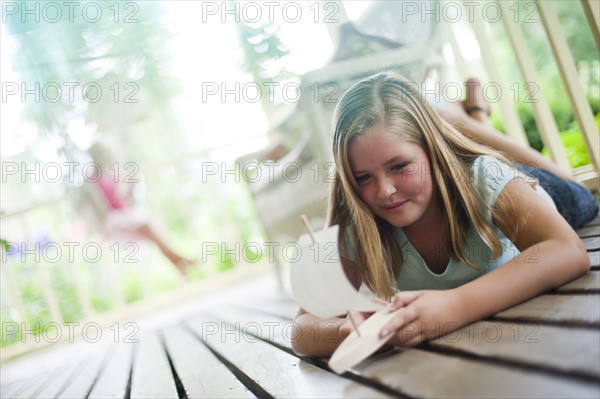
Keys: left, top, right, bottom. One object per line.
{"left": 402, "top": 173, "right": 427, "bottom": 191}
{"left": 358, "top": 189, "right": 376, "bottom": 208}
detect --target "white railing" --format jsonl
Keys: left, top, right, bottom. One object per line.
{"left": 0, "top": 150, "right": 271, "bottom": 361}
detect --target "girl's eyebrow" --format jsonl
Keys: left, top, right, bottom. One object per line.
{"left": 352, "top": 155, "right": 408, "bottom": 175}
{"left": 382, "top": 155, "right": 407, "bottom": 167}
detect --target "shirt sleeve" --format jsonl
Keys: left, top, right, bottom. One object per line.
{"left": 472, "top": 156, "right": 519, "bottom": 219}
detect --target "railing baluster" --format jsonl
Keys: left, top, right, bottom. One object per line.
{"left": 497, "top": 0, "right": 572, "bottom": 172}
{"left": 35, "top": 261, "right": 65, "bottom": 326}
{"left": 466, "top": 3, "right": 530, "bottom": 147}
{"left": 70, "top": 260, "right": 95, "bottom": 319}
{"left": 20, "top": 210, "right": 64, "bottom": 327}
{"left": 536, "top": 0, "right": 600, "bottom": 175}
{"left": 0, "top": 262, "right": 29, "bottom": 325}
{"left": 106, "top": 250, "right": 125, "bottom": 308}
{"left": 446, "top": 23, "right": 470, "bottom": 80}
{"left": 581, "top": 0, "right": 600, "bottom": 51}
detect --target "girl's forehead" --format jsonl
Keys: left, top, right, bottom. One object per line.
{"left": 348, "top": 128, "right": 422, "bottom": 166}
{"left": 350, "top": 126, "right": 411, "bottom": 150}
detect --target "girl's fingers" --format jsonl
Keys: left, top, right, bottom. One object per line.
{"left": 389, "top": 291, "right": 421, "bottom": 311}
{"left": 395, "top": 321, "right": 423, "bottom": 343}
{"left": 400, "top": 332, "right": 424, "bottom": 347}
{"left": 379, "top": 306, "right": 418, "bottom": 338}
{"left": 372, "top": 297, "right": 390, "bottom": 307}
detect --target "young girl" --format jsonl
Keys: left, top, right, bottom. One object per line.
{"left": 87, "top": 141, "right": 196, "bottom": 275}
{"left": 291, "top": 72, "right": 597, "bottom": 357}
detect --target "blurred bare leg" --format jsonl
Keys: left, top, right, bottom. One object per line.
{"left": 135, "top": 223, "right": 195, "bottom": 275}
{"left": 459, "top": 78, "right": 575, "bottom": 182}
{"left": 464, "top": 77, "right": 491, "bottom": 124}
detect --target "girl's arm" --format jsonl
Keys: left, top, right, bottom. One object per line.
{"left": 291, "top": 309, "right": 347, "bottom": 357}
{"left": 291, "top": 256, "right": 366, "bottom": 357}
{"left": 380, "top": 178, "right": 590, "bottom": 346}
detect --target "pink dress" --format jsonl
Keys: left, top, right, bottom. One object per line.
{"left": 93, "top": 176, "right": 147, "bottom": 235}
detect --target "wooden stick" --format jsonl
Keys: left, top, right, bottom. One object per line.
{"left": 300, "top": 214, "right": 316, "bottom": 243}
{"left": 347, "top": 311, "right": 362, "bottom": 337}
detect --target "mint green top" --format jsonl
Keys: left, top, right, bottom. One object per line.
{"left": 342, "top": 156, "right": 547, "bottom": 291}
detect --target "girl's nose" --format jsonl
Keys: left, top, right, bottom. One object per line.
{"left": 377, "top": 178, "right": 396, "bottom": 199}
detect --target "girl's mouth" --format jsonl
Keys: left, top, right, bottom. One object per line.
{"left": 382, "top": 200, "right": 408, "bottom": 212}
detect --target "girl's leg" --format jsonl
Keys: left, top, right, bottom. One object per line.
{"left": 453, "top": 78, "right": 576, "bottom": 182}
{"left": 513, "top": 163, "right": 598, "bottom": 228}
{"left": 135, "top": 222, "right": 195, "bottom": 275}
{"left": 460, "top": 78, "right": 598, "bottom": 228}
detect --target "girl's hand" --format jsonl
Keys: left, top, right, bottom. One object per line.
{"left": 380, "top": 290, "right": 468, "bottom": 347}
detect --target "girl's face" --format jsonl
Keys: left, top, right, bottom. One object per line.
{"left": 348, "top": 124, "right": 438, "bottom": 231}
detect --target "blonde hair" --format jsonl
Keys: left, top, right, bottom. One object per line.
{"left": 328, "top": 72, "right": 516, "bottom": 299}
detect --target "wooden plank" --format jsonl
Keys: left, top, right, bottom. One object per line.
{"left": 0, "top": 377, "right": 31, "bottom": 399}
{"left": 590, "top": 251, "right": 599, "bottom": 267}
{"left": 9, "top": 366, "right": 61, "bottom": 399}
{"left": 216, "top": 306, "right": 295, "bottom": 350}
{"left": 130, "top": 332, "right": 178, "bottom": 399}
{"left": 57, "top": 350, "right": 107, "bottom": 399}
{"left": 186, "top": 315, "right": 390, "bottom": 398}
{"left": 232, "top": 296, "right": 299, "bottom": 321}
{"left": 556, "top": 271, "right": 600, "bottom": 292}
{"left": 577, "top": 225, "right": 599, "bottom": 238}
{"left": 355, "top": 348, "right": 600, "bottom": 398}
{"left": 33, "top": 360, "right": 82, "bottom": 399}
{"left": 494, "top": 294, "right": 600, "bottom": 326}
{"left": 583, "top": 236, "right": 600, "bottom": 251}
{"left": 429, "top": 321, "right": 600, "bottom": 379}
{"left": 581, "top": 213, "right": 600, "bottom": 227}
{"left": 162, "top": 324, "right": 254, "bottom": 398}
{"left": 88, "top": 343, "right": 134, "bottom": 399}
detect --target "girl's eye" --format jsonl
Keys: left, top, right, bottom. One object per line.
{"left": 392, "top": 163, "right": 408, "bottom": 171}
{"left": 354, "top": 174, "right": 370, "bottom": 184}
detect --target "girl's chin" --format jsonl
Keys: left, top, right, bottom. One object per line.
{"left": 378, "top": 215, "right": 413, "bottom": 228}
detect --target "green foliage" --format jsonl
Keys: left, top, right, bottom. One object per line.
{"left": 244, "top": 245, "right": 262, "bottom": 263}
{"left": 216, "top": 250, "right": 236, "bottom": 272}
{"left": 1, "top": 239, "right": 11, "bottom": 252}
{"left": 542, "top": 113, "right": 600, "bottom": 168}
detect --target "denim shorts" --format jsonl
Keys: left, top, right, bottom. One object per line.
{"left": 516, "top": 164, "right": 599, "bottom": 229}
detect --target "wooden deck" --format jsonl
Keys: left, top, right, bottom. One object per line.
{"left": 1, "top": 213, "right": 599, "bottom": 398}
